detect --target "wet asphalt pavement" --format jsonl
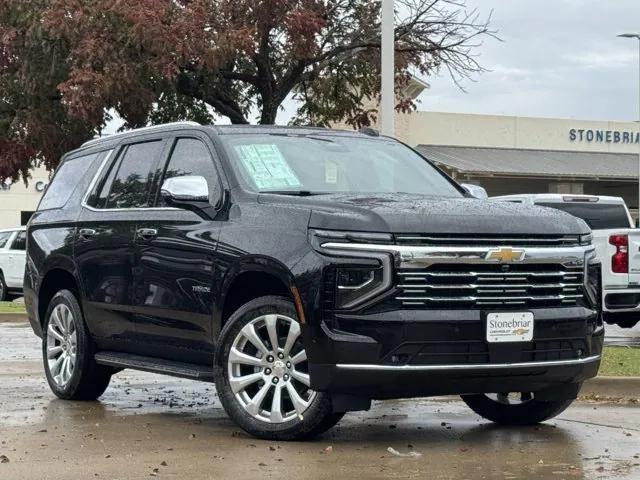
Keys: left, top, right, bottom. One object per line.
{"left": 1, "top": 321, "right": 639, "bottom": 480}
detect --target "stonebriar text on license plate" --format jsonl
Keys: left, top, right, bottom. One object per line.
{"left": 486, "top": 312, "right": 534, "bottom": 343}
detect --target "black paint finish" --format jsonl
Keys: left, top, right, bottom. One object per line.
{"left": 24, "top": 124, "right": 601, "bottom": 400}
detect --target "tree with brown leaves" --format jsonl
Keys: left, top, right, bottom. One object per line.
{"left": 0, "top": 0, "right": 495, "bottom": 181}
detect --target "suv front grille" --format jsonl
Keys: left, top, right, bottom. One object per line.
{"left": 395, "top": 234, "right": 583, "bottom": 248}
{"left": 396, "top": 264, "right": 585, "bottom": 309}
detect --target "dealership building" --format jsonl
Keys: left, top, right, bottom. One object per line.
{"left": 393, "top": 111, "right": 640, "bottom": 220}
{"left": 1, "top": 109, "right": 639, "bottom": 229}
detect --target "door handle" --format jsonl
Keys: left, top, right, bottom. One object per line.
{"left": 78, "top": 228, "right": 97, "bottom": 239}
{"left": 136, "top": 228, "right": 158, "bottom": 241}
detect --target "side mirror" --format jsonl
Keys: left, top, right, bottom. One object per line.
{"left": 161, "top": 176, "right": 209, "bottom": 202}
{"left": 161, "top": 176, "right": 218, "bottom": 219}
{"left": 461, "top": 183, "right": 488, "bottom": 200}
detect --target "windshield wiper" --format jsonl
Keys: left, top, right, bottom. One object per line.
{"left": 261, "top": 190, "right": 328, "bottom": 197}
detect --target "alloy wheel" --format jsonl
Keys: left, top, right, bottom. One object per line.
{"left": 46, "top": 304, "right": 78, "bottom": 387}
{"left": 227, "top": 314, "right": 315, "bottom": 423}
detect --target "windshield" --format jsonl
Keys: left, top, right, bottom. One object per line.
{"left": 220, "top": 134, "right": 463, "bottom": 197}
{"left": 536, "top": 202, "right": 632, "bottom": 230}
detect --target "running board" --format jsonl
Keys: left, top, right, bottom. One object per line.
{"left": 94, "top": 352, "right": 214, "bottom": 382}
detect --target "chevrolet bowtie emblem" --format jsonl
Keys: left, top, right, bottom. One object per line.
{"left": 486, "top": 247, "right": 525, "bottom": 263}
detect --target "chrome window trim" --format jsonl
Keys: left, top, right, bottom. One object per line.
{"left": 80, "top": 148, "right": 180, "bottom": 213}
{"left": 336, "top": 355, "right": 600, "bottom": 371}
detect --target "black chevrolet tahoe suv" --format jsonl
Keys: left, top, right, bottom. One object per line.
{"left": 25, "top": 122, "right": 603, "bottom": 440}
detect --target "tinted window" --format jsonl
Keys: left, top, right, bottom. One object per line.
{"left": 10, "top": 231, "right": 26, "bottom": 251}
{"left": 537, "top": 202, "right": 632, "bottom": 230}
{"left": 0, "top": 232, "right": 11, "bottom": 248}
{"left": 158, "top": 138, "right": 218, "bottom": 206}
{"left": 106, "top": 141, "right": 164, "bottom": 209}
{"left": 88, "top": 151, "right": 120, "bottom": 209}
{"left": 38, "top": 153, "right": 99, "bottom": 210}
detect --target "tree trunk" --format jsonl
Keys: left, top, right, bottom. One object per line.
{"left": 260, "top": 104, "right": 278, "bottom": 124}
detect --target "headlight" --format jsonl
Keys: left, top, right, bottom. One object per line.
{"left": 336, "top": 267, "right": 385, "bottom": 309}
{"left": 579, "top": 233, "right": 593, "bottom": 246}
{"left": 584, "top": 251, "right": 601, "bottom": 309}
{"left": 310, "top": 229, "right": 393, "bottom": 309}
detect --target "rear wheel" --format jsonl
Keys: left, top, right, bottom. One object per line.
{"left": 43, "top": 290, "right": 112, "bottom": 400}
{"left": 461, "top": 391, "right": 574, "bottom": 425}
{"left": 214, "top": 296, "right": 343, "bottom": 440}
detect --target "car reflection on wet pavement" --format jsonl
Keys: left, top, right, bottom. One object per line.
{"left": 1, "top": 321, "right": 638, "bottom": 480}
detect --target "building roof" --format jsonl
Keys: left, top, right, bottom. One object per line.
{"left": 417, "top": 145, "right": 639, "bottom": 181}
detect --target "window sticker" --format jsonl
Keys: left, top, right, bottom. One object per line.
{"left": 324, "top": 160, "right": 338, "bottom": 184}
{"left": 234, "top": 144, "right": 302, "bottom": 190}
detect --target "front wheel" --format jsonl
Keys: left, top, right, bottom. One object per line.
{"left": 461, "top": 391, "right": 574, "bottom": 425}
{"left": 43, "top": 290, "right": 113, "bottom": 400}
{"left": 214, "top": 296, "right": 343, "bottom": 440}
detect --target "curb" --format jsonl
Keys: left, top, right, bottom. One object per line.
{"left": 0, "top": 313, "right": 27, "bottom": 323}
{"left": 582, "top": 376, "right": 640, "bottom": 400}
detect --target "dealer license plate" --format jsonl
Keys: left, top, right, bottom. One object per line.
{"left": 486, "top": 312, "right": 534, "bottom": 343}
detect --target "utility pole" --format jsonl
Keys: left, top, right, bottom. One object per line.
{"left": 618, "top": 33, "right": 640, "bottom": 223}
{"left": 381, "top": 0, "right": 395, "bottom": 137}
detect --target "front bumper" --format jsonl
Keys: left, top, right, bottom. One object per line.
{"left": 306, "top": 307, "right": 603, "bottom": 399}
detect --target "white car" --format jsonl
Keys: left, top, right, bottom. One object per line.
{"left": 0, "top": 227, "right": 27, "bottom": 301}
{"left": 492, "top": 194, "right": 639, "bottom": 328}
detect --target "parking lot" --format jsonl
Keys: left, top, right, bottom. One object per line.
{"left": 1, "top": 320, "right": 638, "bottom": 480}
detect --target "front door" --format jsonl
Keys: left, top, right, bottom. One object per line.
{"left": 132, "top": 136, "right": 223, "bottom": 364}
{"left": 75, "top": 140, "right": 167, "bottom": 351}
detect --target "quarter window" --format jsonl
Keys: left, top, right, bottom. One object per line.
{"left": 38, "top": 153, "right": 99, "bottom": 211}
{"left": 158, "top": 138, "right": 219, "bottom": 206}
{"left": 105, "top": 141, "right": 164, "bottom": 209}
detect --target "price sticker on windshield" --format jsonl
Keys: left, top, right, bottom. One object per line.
{"left": 235, "top": 144, "right": 302, "bottom": 190}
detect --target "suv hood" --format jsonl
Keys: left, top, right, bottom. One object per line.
{"left": 259, "top": 193, "right": 590, "bottom": 235}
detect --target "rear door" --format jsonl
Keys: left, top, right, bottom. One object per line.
{"left": 5, "top": 230, "right": 26, "bottom": 288}
{"left": 131, "top": 134, "right": 223, "bottom": 364}
{"left": 75, "top": 139, "right": 168, "bottom": 350}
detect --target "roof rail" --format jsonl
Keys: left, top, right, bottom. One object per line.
{"left": 81, "top": 121, "right": 201, "bottom": 148}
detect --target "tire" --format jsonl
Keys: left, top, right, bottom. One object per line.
{"left": 0, "top": 272, "right": 7, "bottom": 301}
{"left": 214, "top": 295, "right": 343, "bottom": 440}
{"left": 461, "top": 391, "right": 574, "bottom": 425}
{"left": 42, "top": 289, "right": 112, "bottom": 400}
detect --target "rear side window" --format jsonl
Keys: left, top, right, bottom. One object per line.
{"left": 0, "top": 231, "right": 12, "bottom": 248}
{"left": 38, "top": 153, "right": 99, "bottom": 210}
{"left": 104, "top": 141, "right": 164, "bottom": 209}
{"left": 537, "top": 202, "right": 632, "bottom": 230}
{"left": 10, "top": 231, "right": 26, "bottom": 251}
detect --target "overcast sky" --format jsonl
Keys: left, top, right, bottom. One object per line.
{"left": 418, "top": 0, "right": 640, "bottom": 121}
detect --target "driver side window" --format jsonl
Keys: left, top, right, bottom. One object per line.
{"left": 157, "top": 138, "right": 219, "bottom": 207}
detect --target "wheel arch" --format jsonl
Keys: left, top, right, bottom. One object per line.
{"left": 38, "top": 265, "right": 82, "bottom": 330}
{"left": 218, "top": 256, "right": 301, "bottom": 332}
